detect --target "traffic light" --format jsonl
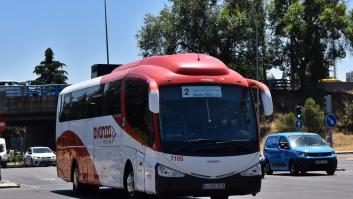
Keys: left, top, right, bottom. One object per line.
{"left": 295, "top": 105, "right": 303, "bottom": 120}
{"left": 324, "top": 95, "right": 332, "bottom": 114}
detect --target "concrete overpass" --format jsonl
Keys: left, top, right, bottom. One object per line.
{"left": 0, "top": 85, "right": 66, "bottom": 150}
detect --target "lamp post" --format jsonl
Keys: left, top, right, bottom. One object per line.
{"left": 104, "top": 0, "right": 110, "bottom": 64}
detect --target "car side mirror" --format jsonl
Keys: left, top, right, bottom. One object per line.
{"left": 280, "top": 142, "right": 289, "bottom": 150}
{"left": 28, "top": 151, "right": 32, "bottom": 155}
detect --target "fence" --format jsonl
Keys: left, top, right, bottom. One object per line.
{"left": 0, "top": 84, "right": 68, "bottom": 97}
{"left": 265, "top": 79, "right": 293, "bottom": 90}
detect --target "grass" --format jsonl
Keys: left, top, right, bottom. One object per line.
{"left": 333, "top": 132, "right": 353, "bottom": 151}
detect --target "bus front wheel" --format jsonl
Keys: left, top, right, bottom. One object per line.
{"left": 125, "top": 167, "right": 144, "bottom": 199}
{"left": 211, "top": 195, "right": 229, "bottom": 199}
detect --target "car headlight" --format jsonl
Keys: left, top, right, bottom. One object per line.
{"left": 157, "top": 165, "right": 185, "bottom": 178}
{"left": 297, "top": 152, "right": 308, "bottom": 157}
{"left": 240, "top": 164, "right": 262, "bottom": 176}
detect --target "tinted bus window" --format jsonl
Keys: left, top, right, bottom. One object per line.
{"left": 125, "top": 79, "right": 154, "bottom": 146}
{"left": 103, "top": 80, "right": 121, "bottom": 115}
{"left": 85, "top": 85, "right": 104, "bottom": 118}
{"left": 60, "top": 93, "right": 72, "bottom": 122}
{"left": 70, "top": 89, "right": 86, "bottom": 120}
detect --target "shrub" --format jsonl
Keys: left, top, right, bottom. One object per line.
{"left": 303, "top": 98, "right": 325, "bottom": 137}
{"left": 340, "top": 101, "right": 353, "bottom": 133}
{"left": 275, "top": 113, "right": 296, "bottom": 132}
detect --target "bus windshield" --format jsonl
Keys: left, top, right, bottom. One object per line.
{"left": 159, "top": 85, "right": 258, "bottom": 156}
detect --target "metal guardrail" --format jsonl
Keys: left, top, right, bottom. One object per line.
{"left": 0, "top": 84, "right": 68, "bottom": 97}
{"left": 265, "top": 79, "right": 291, "bottom": 90}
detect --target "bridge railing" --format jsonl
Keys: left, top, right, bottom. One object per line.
{"left": 0, "top": 84, "right": 68, "bottom": 97}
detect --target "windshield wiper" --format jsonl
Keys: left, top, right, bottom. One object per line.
{"left": 172, "top": 139, "right": 221, "bottom": 153}
{"left": 172, "top": 139, "right": 254, "bottom": 154}
{"left": 214, "top": 140, "right": 253, "bottom": 152}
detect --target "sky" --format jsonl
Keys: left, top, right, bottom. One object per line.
{"left": 0, "top": 0, "right": 352, "bottom": 84}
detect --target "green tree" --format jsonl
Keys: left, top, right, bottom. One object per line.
{"left": 33, "top": 48, "right": 68, "bottom": 84}
{"left": 268, "top": 0, "right": 349, "bottom": 89}
{"left": 275, "top": 112, "right": 296, "bottom": 132}
{"left": 137, "top": 0, "right": 275, "bottom": 79}
{"left": 303, "top": 98, "right": 325, "bottom": 136}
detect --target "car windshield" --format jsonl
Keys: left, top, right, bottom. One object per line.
{"left": 33, "top": 148, "right": 52, "bottom": 153}
{"left": 288, "top": 134, "right": 327, "bottom": 147}
{"left": 159, "top": 84, "right": 258, "bottom": 156}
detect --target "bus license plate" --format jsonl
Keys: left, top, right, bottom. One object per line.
{"left": 202, "top": 183, "right": 225, "bottom": 190}
{"left": 315, "top": 160, "right": 328, "bottom": 164}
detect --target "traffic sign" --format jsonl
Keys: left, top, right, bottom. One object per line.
{"left": 0, "top": 116, "right": 6, "bottom": 134}
{"left": 295, "top": 120, "right": 303, "bottom": 130}
{"left": 324, "top": 113, "right": 337, "bottom": 129}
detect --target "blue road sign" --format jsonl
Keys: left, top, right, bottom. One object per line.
{"left": 324, "top": 114, "right": 337, "bottom": 129}
{"left": 295, "top": 120, "right": 303, "bottom": 130}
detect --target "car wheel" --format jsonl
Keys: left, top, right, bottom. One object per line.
{"left": 326, "top": 169, "right": 335, "bottom": 175}
{"left": 264, "top": 161, "right": 273, "bottom": 175}
{"left": 30, "top": 158, "right": 34, "bottom": 167}
{"left": 125, "top": 166, "right": 144, "bottom": 199}
{"left": 289, "top": 161, "right": 299, "bottom": 176}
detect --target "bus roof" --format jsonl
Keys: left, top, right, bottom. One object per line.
{"left": 61, "top": 53, "right": 250, "bottom": 95}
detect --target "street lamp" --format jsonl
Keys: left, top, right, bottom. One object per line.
{"left": 104, "top": 0, "right": 110, "bottom": 64}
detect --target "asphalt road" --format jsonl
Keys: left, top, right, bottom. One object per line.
{"left": 1, "top": 159, "right": 352, "bottom": 199}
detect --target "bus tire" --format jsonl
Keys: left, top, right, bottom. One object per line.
{"left": 211, "top": 195, "right": 229, "bottom": 199}
{"left": 72, "top": 163, "right": 84, "bottom": 193}
{"left": 124, "top": 165, "right": 144, "bottom": 199}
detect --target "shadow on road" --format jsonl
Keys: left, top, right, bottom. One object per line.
{"left": 265, "top": 172, "right": 328, "bottom": 177}
{"left": 51, "top": 188, "right": 195, "bottom": 199}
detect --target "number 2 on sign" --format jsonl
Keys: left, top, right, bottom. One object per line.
{"left": 171, "top": 155, "right": 184, "bottom": 161}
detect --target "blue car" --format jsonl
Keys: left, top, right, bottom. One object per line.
{"left": 263, "top": 132, "right": 337, "bottom": 176}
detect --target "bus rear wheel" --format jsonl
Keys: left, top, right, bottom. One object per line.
{"left": 72, "top": 164, "right": 84, "bottom": 193}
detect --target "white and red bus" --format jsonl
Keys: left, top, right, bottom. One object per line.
{"left": 56, "top": 53, "right": 273, "bottom": 199}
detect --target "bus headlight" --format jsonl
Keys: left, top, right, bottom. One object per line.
{"left": 240, "top": 164, "right": 262, "bottom": 176}
{"left": 157, "top": 165, "right": 185, "bottom": 178}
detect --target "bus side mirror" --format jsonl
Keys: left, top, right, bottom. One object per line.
{"left": 246, "top": 79, "right": 273, "bottom": 116}
{"left": 149, "top": 81, "right": 160, "bottom": 113}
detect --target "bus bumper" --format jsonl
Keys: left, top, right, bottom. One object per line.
{"left": 155, "top": 172, "right": 261, "bottom": 197}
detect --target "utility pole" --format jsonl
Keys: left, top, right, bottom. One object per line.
{"left": 104, "top": 0, "right": 110, "bottom": 64}
{"left": 255, "top": 1, "right": 260, "bottom": 130}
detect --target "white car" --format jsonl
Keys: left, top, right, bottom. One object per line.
{"left": 0, "top": 138, "right": 8, "bottom": 168}
{"left": 24, "top": 147, "right": 56, "bottom": 167}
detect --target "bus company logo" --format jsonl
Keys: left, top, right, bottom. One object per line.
{"left": 93, "top": 125, "right": 116, "bottom": 144}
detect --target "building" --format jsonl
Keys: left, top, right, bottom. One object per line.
{"left": 347, "top": 71, "right": 353, "bottom": 82}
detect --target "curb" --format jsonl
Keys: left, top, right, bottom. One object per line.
{"left": 0, "top": 180, "right": 20, "bottom": 188}
{"left": 336, "top": 151, "right": 353, "bottom": 154}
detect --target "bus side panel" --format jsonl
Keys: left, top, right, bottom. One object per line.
{"left": 56, "top": 121, "right": 101, "bottom": 186}
{"left": 93, "top": 116, "right": 123, "bottom": 188}
{"left": 121, "top": 131, "right": 145, "bottom": 192}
